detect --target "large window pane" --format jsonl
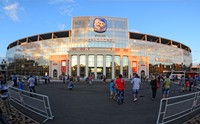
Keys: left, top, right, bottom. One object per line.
{"left": 106, "top": 55, "right": 112, "bottom": 79}
{"left": 114, "top": 56, "right": 120, "bottom": 78}
{"left": 88, "top": 55, "right": 94, "bottom": 76}
{"left": 123, "top": 56, "right": 128, "bottom": 78}
{"left": 71, "top": 55, "right": 77, "bottom": 76}
{"left": 97, "top": 55, "right": 103, "bottom": 67}
{"left": 80, "top": 55, "right": 86, "bottom": 78}
{"left": 97, "top": 55, "right": 103, "bottom": 79}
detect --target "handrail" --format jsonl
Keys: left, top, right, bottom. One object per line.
{"left": 8, "top": 86, "right": 54, "bottom": 123}
{"left": 157, "top": 90, "right": 200, "bottom": 124}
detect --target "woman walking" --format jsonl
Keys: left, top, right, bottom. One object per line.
{"left": 150, "top": 75, "right": 158, "bottom": 101}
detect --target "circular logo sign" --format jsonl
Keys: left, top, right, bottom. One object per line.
{"left": 93, "top": 18, "right": 107, "bottom": 33}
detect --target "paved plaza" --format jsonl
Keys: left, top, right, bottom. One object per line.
{"left": 7, "top": 80, "right": 200, "bottom": 124}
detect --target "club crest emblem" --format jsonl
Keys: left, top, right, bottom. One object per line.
{"left": 93, "top": 18, "right": 107, "bottom": 33}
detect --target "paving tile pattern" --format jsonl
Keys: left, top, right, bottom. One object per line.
{"left": 1, "top": 105, "right": 39, "bottom": 124}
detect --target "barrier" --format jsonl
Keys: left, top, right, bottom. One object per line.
{"left": 8, "top": 86, "right": 54, "bottom": 123}
{"left": 156, "top": 90, "right": 200, "bottom": 124}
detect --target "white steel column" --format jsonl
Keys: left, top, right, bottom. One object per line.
{"left": 103, "top": 54, "right": 106, "bottom": 77}
{"left": 77, "top": 54, "right": 80, "bottom": 76}
{"left": 68, "top": 55, "right": 71, "bottom": 76}
{"left": 85, "top": 54, "right": 88, "bottom": 77}
{"left": 94, "top": 54, "right": 97, "bottom": 79}
{"left": 112, "top": 55, "right": 115, "bottom": 79}
{"left": 48, "top": 61, "right": 53, "bottom": 77}
{"left": 128, "top": 56, "right": 131, "bottom": 79}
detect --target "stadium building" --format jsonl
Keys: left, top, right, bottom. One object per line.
{"left": 6, "top": 16, "right": 192, "bottom": 79}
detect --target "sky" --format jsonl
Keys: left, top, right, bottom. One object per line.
{"left": 0, "top": 0, "right": 200, "bottom": 65}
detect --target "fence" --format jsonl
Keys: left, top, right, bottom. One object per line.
{"left": 156, "top": 90, "right": 200, "bottom": 124}
{"left": 8, "top": 86, "right": 54, "bottom": 123}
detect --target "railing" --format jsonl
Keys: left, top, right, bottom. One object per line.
{"left": 8, "top": 86, "right": 54, "bottom": 123}
{"left": 156, "top": 90, "right": 200, "bottom": 124}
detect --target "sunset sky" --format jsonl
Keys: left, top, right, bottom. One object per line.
{"left": 0, "top": 0, "right": 199, "bottom": 65}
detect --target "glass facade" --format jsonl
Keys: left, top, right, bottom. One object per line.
{"left": 5, "top": 16, "right": 192, "bottom": 79}
{"left": 72, "top": 16, "right": 128, "bottom": 49}
{"left": 6, "top": 38, "right": 70, "bottom": 66}
{"left": 71, "top": 55, "right": 77, "bottom": 76}
{"left": 80, "top": 55, "right": 86, "bottom": 78}
{"left": 129, "top": 39, "right": 192, "bottom": 67}
{"left": 97, "top": 55, "right": 103, "bottom": 78}
{"left": 106, "top": 55, "right": 112, "bottom": 79}
{"left": 123, "top": 56, "right": 128, "bottom": 78}
{"left": 88, "top": 55, "right": 94, "bottom": 76}
{"left": 114, "top": 56, "right": 120, "bottom": 78}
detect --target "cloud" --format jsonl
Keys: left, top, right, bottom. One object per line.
{"left": 59, "top": 5, "right": 74, "bottom": 16}
{"left": 193, "top": 58, "right": 199, "bottom": 62}
{"left": 3, "top": 2, "right": 19, "bottom": 21}
{"left": 58, "top": 23, "right": 66, "bottom": 30}
{"left": 89, "top": 0, "right": 184, "bottom": 1}
{"left": 48, "top": 0, "right": 77, "bottom": 16}
{"left": 194, "top": 49, "right": 200, "bottom": 53}
{"left": 49, "top": 0, "right": 75, "bottom": 4}
{"left": 129, "top": 28, "right": 140, "bottom": 33}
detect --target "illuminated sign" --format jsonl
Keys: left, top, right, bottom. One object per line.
{"left": 87, "top": 38, "right": 113, "bottom": 42}
{"left": 93, "top": 18, "right": 107, "bottom": 33}
{"left": 155, "top": 58, "right": 172, "bottom": 63}
{"left": 61, "top": 60, "right": 66, "bottom": 72}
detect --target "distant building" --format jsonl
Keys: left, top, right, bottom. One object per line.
{"left": 6, "top": 16, "right": 192, "bottom": 79}
{"left": 191, "top": 66, "right": 200, "bottom": 77}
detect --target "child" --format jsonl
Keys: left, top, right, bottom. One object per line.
{"left": 185, "top": 80, "right": 189, "bottom": 92}
{"left": 109, "top": 79, "right": 116, "bottom": 100}
{"left": 68, "top": 78, "right": 74, "bottom": 90}
{"left": 18, "top": 79, "right": 24, "bottom": 90}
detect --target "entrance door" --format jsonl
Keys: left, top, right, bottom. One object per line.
{"left": 53, "top": 69, "right": 57, "bottom": 78}
{"left": 141, "top": 70, "right": 145, "bottom": 81}
{"left": 88, "top": 67, "right": 94, "bottom": 76}
{"left": 97, "top": 67, "right": 103, "bottom": 79}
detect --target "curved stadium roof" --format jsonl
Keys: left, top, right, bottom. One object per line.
{"left": 7, "top": 30, "right": 191, "bottom": 53}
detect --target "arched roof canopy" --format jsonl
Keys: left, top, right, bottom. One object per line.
{"left": 129, "top": 32, "right": 191, "bottom": 53}
{"left": 7, "top": 30, "right": 70, "bottom": 50}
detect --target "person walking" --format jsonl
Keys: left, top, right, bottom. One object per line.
{"left": 62, "top": 75, "right": 66, "bottom": 83}
{"left": 0, "top": 76, "right": 13, "bottom": 120}
{"left": 150, "top": 75, "right": 158, "bottom": 101}
{"left": 189, "top": 76, "right": 194, "bottom": 91}
{"left": 102, "top": 75, "right": 106, "bottom": 84}
{"left": 162, "top": 75, "right": 171, "bottom": 98}
{"left": 194, "top": 75, "right": 199, "bottom": 91}
{"left": 179, "top": 75, "right": 185, "bottom": 92}
{"left": 131, "top": 73, "right": 141, "bottom": 102}
{"left": 109, "top": 79, "right": 116, "bottom": 100}
{"left": 28, "top": 75, "right": 36, "bottom": 95}
{"left": 12, "top": 73, "right": 17, "bottom": 87}
{"left": 18, "top": 79, "right": 24, "bottom": 90}
{"left": 114, "top": 74, "right": 126, "bottom": 105}
{"left": 185, "top": 79, "right": 190, "bottom": 92}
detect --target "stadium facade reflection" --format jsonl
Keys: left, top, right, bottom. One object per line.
{"left": 6, "top": 16, "right": 192, "bottom": 79}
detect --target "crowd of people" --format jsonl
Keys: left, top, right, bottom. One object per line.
{"left": 59, "top": 72, "right": 200, "bottom": 106}
{"left": 0, "top": 73, "right": 47, "bottom": 123}
{"left": 108, "top": 73, "right": 199, "bottom": 105}
{"left": 0, "top": 72, "right": 199, "bottom": 124}
{"left": 179, "top": 75, "right": 199, "bottom": 92}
